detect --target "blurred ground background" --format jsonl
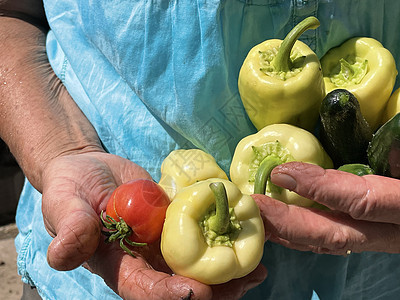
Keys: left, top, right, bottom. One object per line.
{"left": 0, "top": 138, "right": 26, "bottom": 299}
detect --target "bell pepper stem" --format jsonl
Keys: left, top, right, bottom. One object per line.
{"left": 339, "top": 58, "right": 356, "bottom": 77}
{"left": 254, "top": 155, "right": 282, "bottom": 194}
{"left": 272, "top": 16, "right": 320, "bottom": 72}
{"left": 208, "top": 182, "right": 230, "bottom": 235}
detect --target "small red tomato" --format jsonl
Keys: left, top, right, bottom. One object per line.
{"left": 102, "top": 179, "right": 170, "bottom": 250}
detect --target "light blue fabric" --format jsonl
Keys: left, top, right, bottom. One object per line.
{"left": 15, "top": 0, "right": 400, "bottom": 299}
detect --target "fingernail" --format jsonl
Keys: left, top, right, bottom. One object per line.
{"left": 271, "top": 173, "right": 297, "bottom": 191}
{"left": 181, "top": 289, "right": 194, "bottom": 300}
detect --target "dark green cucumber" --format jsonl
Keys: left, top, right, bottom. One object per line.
{"left": 337, "top": 163, "right": 375, "bottom": 176}
{"left": 367, "top": 112, "right": 400, "bottom": 178}
{"left": 319, "top": 89, "right": 373, "bottom": 168}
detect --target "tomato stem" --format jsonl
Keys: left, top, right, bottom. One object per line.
{"left": 100, "top": 211, "right": 147, "bottom": 257}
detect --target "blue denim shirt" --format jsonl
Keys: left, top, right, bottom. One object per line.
{"left": 15, "top": 0, "right": 400, "bottom": 299}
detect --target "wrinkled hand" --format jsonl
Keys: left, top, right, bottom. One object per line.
{"left": 41, "top": 150, "right": 266, "bottom": 300}
{"left": 253, "top": 162, "right": 400, "bottom": 255}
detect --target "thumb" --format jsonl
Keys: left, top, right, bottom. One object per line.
{"left": 41, "top": 152, "right": 152, "bottom": 271}
{"left": 44, "top": 194, "right": 102, "bottom": 270}
{"left": 270, "top": 161, "right": 400, "bottom": 224}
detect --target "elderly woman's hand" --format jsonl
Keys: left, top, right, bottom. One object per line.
{"left": 42, "top": 151, "right": 267, "bottom": 300}
{"left": 253, "top": 162, "right": 400, "bottom": 255}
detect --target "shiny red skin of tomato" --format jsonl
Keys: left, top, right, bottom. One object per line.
{"left": 105, "top": 179, "right": 170, "bottom": 244}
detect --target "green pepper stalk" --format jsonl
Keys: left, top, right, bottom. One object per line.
{"left": 238, "top": 17, "right": 325, "bottom": 131}
{"left": 207, "top": 182, "right": 230, "bottom": 235}
{"left": 253, "top": 155, "right": 282, "bottom": 195}
{"left": 272, "top": 17, "right": 320, "bottom": 72}
{"left": 200, "top": 182, "right": 242, "bottom": 248}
